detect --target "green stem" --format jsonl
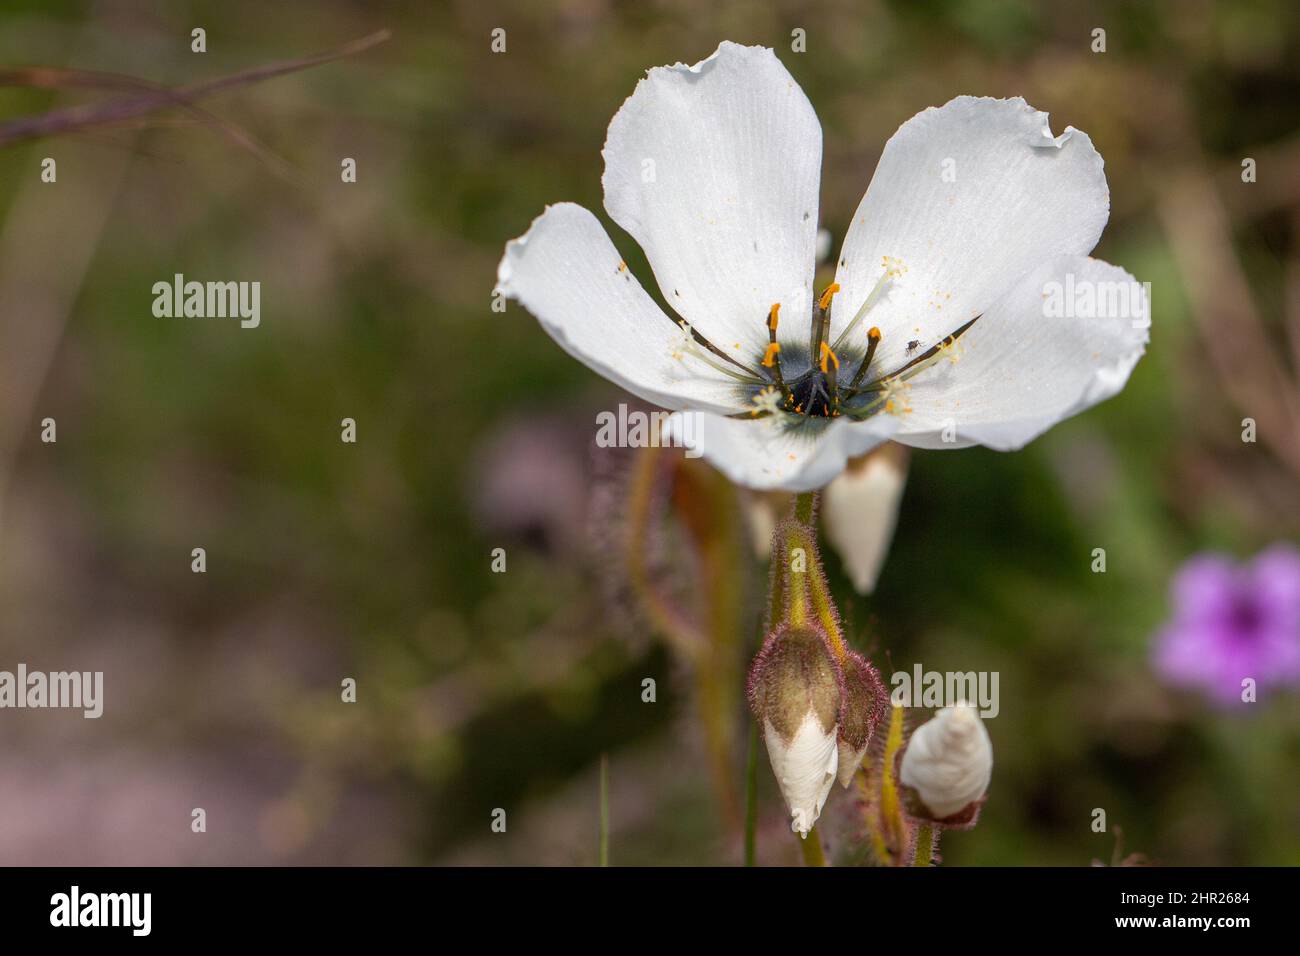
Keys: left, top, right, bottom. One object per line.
{"left": 783, "top": 526, "right": 813, "bottom": 628}
{"left": 794, "top": 491, "right": 817, "bottom": 525}
{"left": 798, "top": 827, "right": 828, "bottom": 866}
{"left": 857, "top": 769, "right": 892, "bottom": 865}
{"left": 878, "top": 705, "right": 908, "bottom": 865}
{"left": 744, "top": 722, "right": 758, "bottom": 867}
{"left": 599, "top": 753, "right": 609, "bottom": 867}
{"left": 765, "top": 532, "right": 786, "bottom": 632}
{"left": 913, "top": 824, "right": 934, "bottom": 867}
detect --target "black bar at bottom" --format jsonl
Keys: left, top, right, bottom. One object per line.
{"left": 0, "top": 865, "right": 1280, "bottom": 942}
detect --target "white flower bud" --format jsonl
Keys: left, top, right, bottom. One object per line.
{"left": 822, "top": 445, "right": 909, "bottom": 595}
{"left": 748, "top": 625, "right": 842, "bottom": 837}
{"left": 899, "top": 703, "right": 992, "bottom": 820}
{"left": 763, "top": 712, "right": 838, "bottom": 837}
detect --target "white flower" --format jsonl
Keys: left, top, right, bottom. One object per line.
{"left": 496, "top": 41, "right": 1149, "bottom": 491}
{"left": 899, "top": 703, "right": 993, "bottom": 820}
{"left": 763, "top": 713, "right": 839, "bottom": 838}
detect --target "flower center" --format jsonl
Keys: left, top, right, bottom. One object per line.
{"left": 789, "top": 367, "right": 836, "bottom": 417}
{"left": 666, "top": 258, "right": 979, "bottom": 423}
{"left": 746, "top": 270, "right": 978, "bottom": 422}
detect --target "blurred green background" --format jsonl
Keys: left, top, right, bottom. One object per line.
{"left": 0, "top": 0, "right": 1296, "bottom": 865}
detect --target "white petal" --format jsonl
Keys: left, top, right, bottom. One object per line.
{"left": 831, "top": 96, "right": 1110, "bottom": 374}
{"left": 602, "top": 42, "right": 822, "bottom": 354}
{"left": 669, "top": 410, "right": 900, "bottom": 492}
{"left": 892, "top": 255, "right": 1149, "bottom": 449}
{"left": 822, "top": 444, "right": 909, "bottom": 594}
{"left": 496, "top": 203, "right": 746, "bottom": 414}
{"left": 899, "top": 703, "right": 993, "bottom": 819}
{"left": 763, "top": 713, "right": 839, "bottom": 837}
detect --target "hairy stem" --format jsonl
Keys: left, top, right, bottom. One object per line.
{"left": 794, "top": 491, "right": 817, "bottom": 525}
{"left": 913, "top": 824, "right": 934, "bottom": 867}
{"left": 784, "top": 522, "right": 846, "bottom": 661}
{"left": 879, "top": 705, "right": 908, "bottom": 865}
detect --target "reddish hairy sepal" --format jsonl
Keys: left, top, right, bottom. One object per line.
{"left": 901, "top": 785, "right": 987, "bottom": 830}
{"left": 838, "top": 650, "right": 887, "bottom": 750}
{"left": 746, "top": 623, "right": 844, "bottom": 739}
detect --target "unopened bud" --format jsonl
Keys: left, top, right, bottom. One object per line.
{"left": 835, "top": 650, "right": 887, "bottom": 787}
{"left": 899, "top": 703, "right": 992, "bottom": 823}
{"left": 822, "top": 444, "right": 909, "bottom": 595}
{"left": 747, "top": 624, "right": 842, "bottom": 837}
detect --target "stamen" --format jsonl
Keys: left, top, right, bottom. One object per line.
{"left": 844, "top": 377, "right": 911, "bottom": 420}
{"left": 684, "top": 342, "right": 766, "bottom": 384}
{"left": 881, "top": 314, "right": 979, "bottom": 381}
{"left": 671, "top": 322, "right": 765, "bottom": 384}
{"left": 819, "top": 342, "right": 839, "bottom": 374}
{"left": 882, "top": 378, "right": 913, "bottom": 416}
{"left": 849, "top": 315, "right": 980, "bottom": 396}
{"left": 668, "top": 322, "right": 694, "bottom": 361}
{"left": 763, "top": 302, "right": 794, "bottom": 401}
{"left": 847, "top": 326, "right": 882, "bottom": 391}
{"left": 817, "top": 282, "right": 841, "bottom": 311}
{"left": 820, "top": 342, "right": 840, "bottom": 411}
{"left": 937, "top": 334, "right": 965, "bottom": 365}
{"left": 809, "top": 283, "right": 839, "bottom": 362}
{"left": 679, "top": 321, "right": 765, "bottom": 378}
{"left": 751, "top": 387, "right": 784, "bottom": 416}
{"left": 832, "top": 257, "right": 905, "bottom": 352}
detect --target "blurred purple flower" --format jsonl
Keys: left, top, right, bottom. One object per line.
{"left": 1153, "top": 545, "right": 1300, "bottom": 706}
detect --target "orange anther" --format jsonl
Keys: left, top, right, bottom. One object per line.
{"left": 819, "top": 342, "right": 839, "bottom": 373}
{"left": 818, "top": 282, "right": 841, "bottom": 311}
